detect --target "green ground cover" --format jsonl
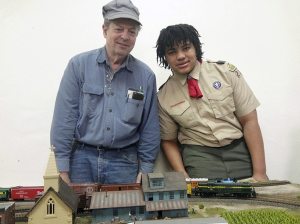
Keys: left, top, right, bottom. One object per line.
{"left": 221, "top": 208, "right": 300, "bottom": 224}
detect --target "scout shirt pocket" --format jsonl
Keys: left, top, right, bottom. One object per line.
{"left": 82, "top": 83, "right": 104, "bottom": 115}
{"left": 123, "top": 97, "right": 145, "bottom": 124}
{"left": 206, "top": 87, "right": 235, "bottom": 118}
{"left": 168, "top": 100, "right": 197, "bottom": 128}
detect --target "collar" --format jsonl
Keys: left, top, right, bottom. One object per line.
{"left": 96, "top": 47, "right": 134, "bottom": 72}
{"left": 173, "top": 61, "right": 202, "bottom": 86}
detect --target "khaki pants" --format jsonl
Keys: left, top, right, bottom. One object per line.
{"left": 182, "top": 138, "right": 253, "bottom": 179}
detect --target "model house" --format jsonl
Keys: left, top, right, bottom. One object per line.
{"left": 27, "top": 148, "right": 78, "bottom": 224}
{"left": 89, "top": 172, "right": 188, "bottom": 223}
{"left": 142, "top": 172, "right": 188, "bottom": 219}
{"left": 90, "top": 189, "right": 145, "bottom": 223}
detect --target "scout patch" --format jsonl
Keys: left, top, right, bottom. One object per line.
{"left": 227, "top": 63, "right": 241, "bottom": 78}
{"left": 227, "top": 63, "right": 237, "bottom": 72}
{"left": 213, "top": 81, "right": 222, "bottom": 89}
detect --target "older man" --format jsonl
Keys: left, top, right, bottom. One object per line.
{"left": 51, "top": 0, "right": 160, "bottom": 184}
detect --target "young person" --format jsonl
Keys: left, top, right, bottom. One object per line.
{"left": 156, "top": 24, "right": 268, "bottom": 181}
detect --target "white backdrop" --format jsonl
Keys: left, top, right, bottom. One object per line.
{"left": 1, "top": 0, "right": 299, "bottom": 186}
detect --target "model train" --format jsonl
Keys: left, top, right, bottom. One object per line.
{"left": 0, "top": 186, "right": 44, "bottom": 201}
{"left": 186, "top": 178, "right": 256, "bottom": 198}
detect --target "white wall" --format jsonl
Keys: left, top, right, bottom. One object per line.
{"left": 0, "top": 0, "right": 299, "bottom": 186}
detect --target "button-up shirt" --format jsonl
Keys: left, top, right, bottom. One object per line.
{"left": 51, "top": 47, "right": 160, "bottom": 173}
{"left": 158, "top": 60, "right": 260, "bottom": 147}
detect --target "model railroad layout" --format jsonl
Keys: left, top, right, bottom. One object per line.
{"left": 3, "top": 179, "right": 299, "bottom": 222}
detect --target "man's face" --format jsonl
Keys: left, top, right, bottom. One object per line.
{"left": 103, "top": 18, "right": 139, "bottom": 59}
{"left": 165, "top": 41, "right": 197, "bottom": 76}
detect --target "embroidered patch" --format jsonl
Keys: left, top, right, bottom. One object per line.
{"left": 227, "top": 63, "right": 237, "bottom": 72}
{"left": 227, "top": 63, "right": 241, "bottom": 78}
{"left": 213, "top": 81, "right": 222, "bottom": 89}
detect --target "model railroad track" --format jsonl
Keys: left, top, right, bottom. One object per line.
{"left": 250, "top": 180, "right": 290, "bottom": 187}
{"left": 189, "top": 195, "right": 300, "bottom": 209}
{"left": 253, "top": 195, "right": 300, "bottom": 208}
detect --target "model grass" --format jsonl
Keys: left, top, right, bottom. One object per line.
{"left": 221, "top": 208, "right": 300, "bottom": 224}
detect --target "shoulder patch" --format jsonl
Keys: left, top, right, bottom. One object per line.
{"left": 158, "top": 75, "right": 171, "bottom": 90}
{"left": 227, "top": 63, "right": 237, "bottom": 72}
{"left": 227, "top": 63, "right": 241, "bottom": 78}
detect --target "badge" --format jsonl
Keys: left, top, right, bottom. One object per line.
{"left": 213, "top": 81, "right": 222, "bottom": 89}
{"left": 227, "top": 63, "right": 237, "bottom": 72}
{"left": 227, "top": 63, "right": 241, "bottom": 78}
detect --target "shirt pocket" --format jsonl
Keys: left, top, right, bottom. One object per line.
{"left": 123, "top": 97, "right": 145, "bottom": 124}
{"left": 169, "top": 100, "right": 197, "bottom": 128}
{"left": 206, "top": 87, "right": 235, "bottom": 118}
{"left": 82, "top": 83, "right": 104, "bottom": 114}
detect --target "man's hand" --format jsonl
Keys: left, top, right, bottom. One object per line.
{"left": 136, "top": 172, "right": 142, "bottom": 183}
{"left": 60, "top": 172, "right": 71, "bottom": 184}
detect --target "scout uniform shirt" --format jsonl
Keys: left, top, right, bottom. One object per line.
{"left": 158, "top": 60, "right": 260, "bottom": 147}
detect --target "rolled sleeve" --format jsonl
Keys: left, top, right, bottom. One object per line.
{"left": 140, "top": 161, "right": 154, "bottom": 174}
{"left": 55, "top": 158, "right": 70, "bottom": 172}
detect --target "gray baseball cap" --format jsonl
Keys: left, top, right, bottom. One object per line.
{"left": 102, "top": 0, "right": 141, "bottom": 25}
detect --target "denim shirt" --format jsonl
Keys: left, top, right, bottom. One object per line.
{"left": 50, "top": 47, "right": 160, "bottom": 173}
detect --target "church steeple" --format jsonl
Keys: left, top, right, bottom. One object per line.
{"left": 43, "top": 146, "right": 59, "bottom": 192}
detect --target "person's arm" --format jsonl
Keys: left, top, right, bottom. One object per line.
{"left": 161, "top": 139, "right": 189, "bottom": 178}
{"left": 136, "top": 74, "right": 160, "bottom": 178}
{"left": 50, "top": 58, "right": 81, "bottom": 181}
{"left": 60, "top": 172, "right": 71, "bottom": 184}
{"left": 239, "top": 110, "right": 268, "bottom": 181}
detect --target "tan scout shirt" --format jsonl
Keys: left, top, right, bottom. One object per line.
{"left": 158, "top": 60, "right": 260, "bottom": 147}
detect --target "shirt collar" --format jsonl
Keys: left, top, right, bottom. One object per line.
{"left": 174, "top": 60, "right": 202, "bottom": 85}
{"left": 96, "top": 47, "right": 134, "bottom": 72}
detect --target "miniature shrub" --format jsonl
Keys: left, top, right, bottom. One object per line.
{"left": 221, "top": 208, "right": 300, "bottom": 224}
{"left": 198, "top": 204, "right": 204, "bottom": 209}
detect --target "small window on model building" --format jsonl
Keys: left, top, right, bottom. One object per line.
{"left": 148, "top": 193, "right": 153, "bottom": 201}
{"left": 47, "top": 198, "right": 55, "bottom": 215}
{"left": 169, "top": 192, "right": 174, "bottom": 199}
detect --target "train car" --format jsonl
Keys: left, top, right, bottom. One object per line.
{"left": 193, "top": 179, "right": 256, "bottom": 198}
{"left": 0, "top": 188, "right": 11, "bottom": 201}
{"left": 10, "top": 186, "right": 44, "bottom": 201}
{"left": 186, "top": 178, "right": 208, "bottom": 197}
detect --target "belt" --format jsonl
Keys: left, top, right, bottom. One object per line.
{"left": 74, "top": 140, "right": 137, "bottom": 151}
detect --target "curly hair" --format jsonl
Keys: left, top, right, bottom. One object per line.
{"left": 155, "top": 24, "right": 203, "bottom": 69}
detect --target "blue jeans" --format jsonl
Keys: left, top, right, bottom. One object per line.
{"left": 69, "top": 143, "right": 138, "bottom": 184}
